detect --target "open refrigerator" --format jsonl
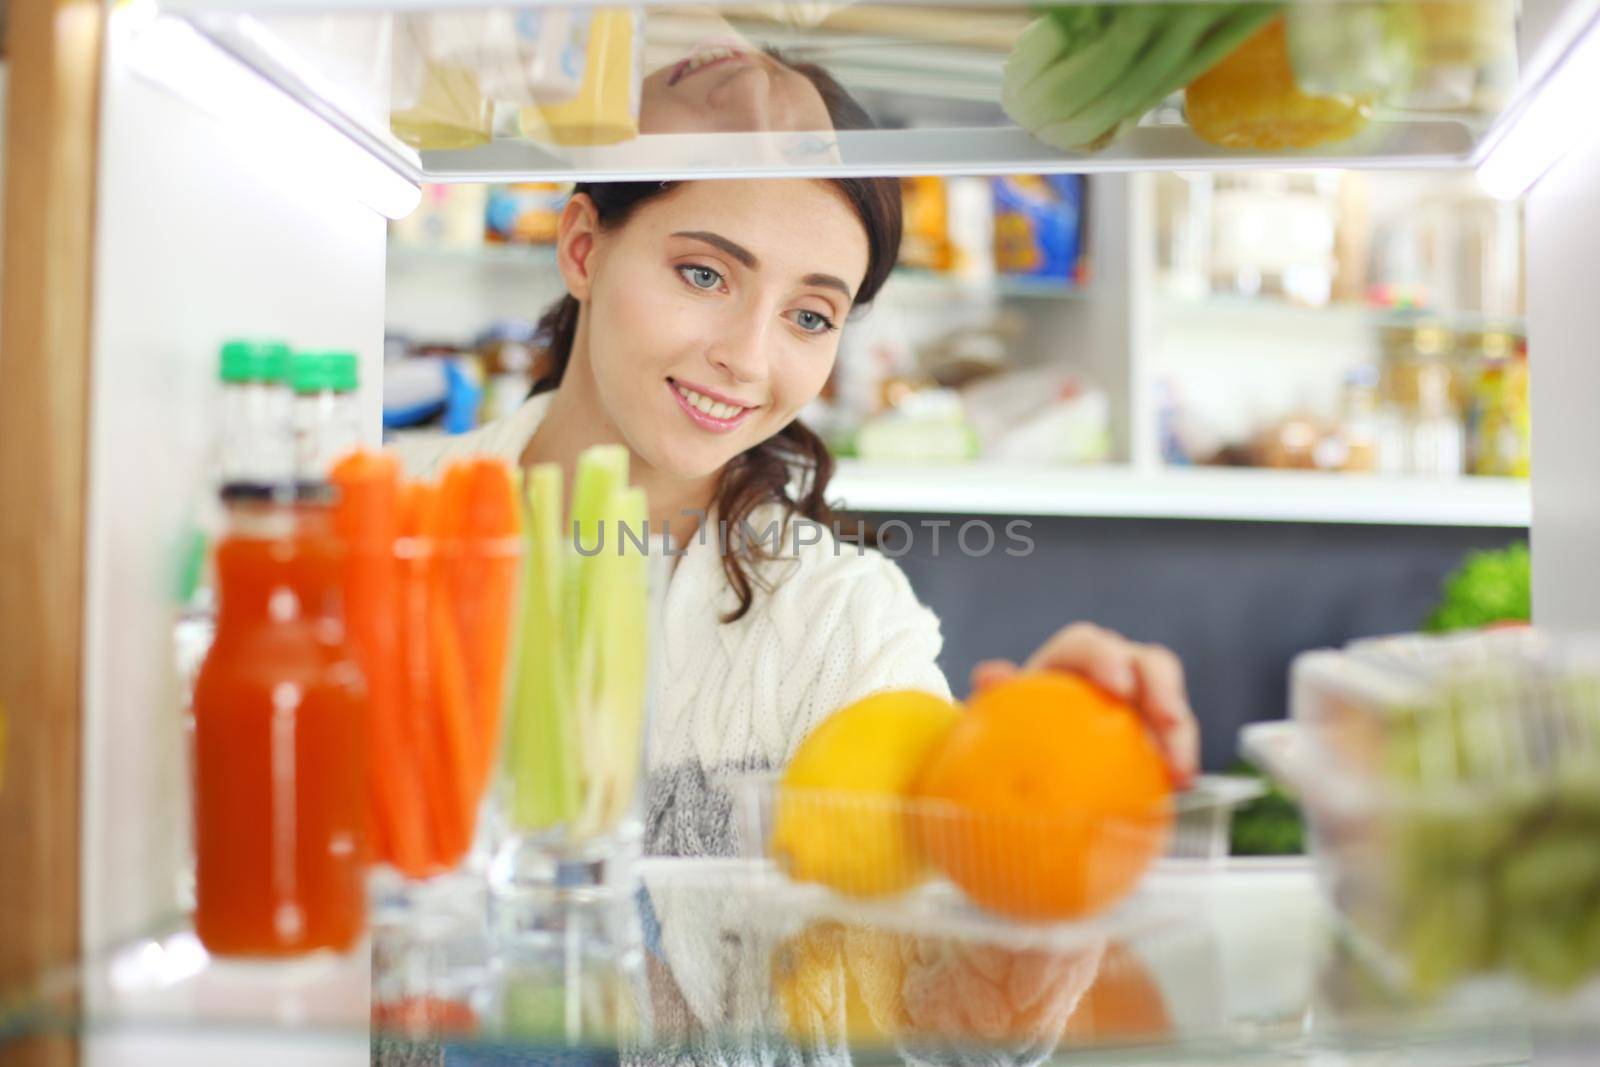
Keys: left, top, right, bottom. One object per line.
{"left": 6, "top": 0, "right": 1600, "bottom": 1062}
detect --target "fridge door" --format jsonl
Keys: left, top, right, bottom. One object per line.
{"left": 79, "top": 11, "right": 388, "bottom": 952}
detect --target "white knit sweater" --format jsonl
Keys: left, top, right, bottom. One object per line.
{"left": 398, "top": 394, "right": 951, "bottom": 858}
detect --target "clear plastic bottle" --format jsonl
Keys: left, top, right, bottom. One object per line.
{"left": 1407, "top": 361, "right": 1466, "bottom": 478}
{"left": 291, "top": 350, "right": 362, "bottom": 480}
{"left": 218, "top": 339, "right": 294, "bottom": 484}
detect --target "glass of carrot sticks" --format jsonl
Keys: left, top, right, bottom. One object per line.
{"left": 331, "top": 450, "right": 522, "bottom": 878}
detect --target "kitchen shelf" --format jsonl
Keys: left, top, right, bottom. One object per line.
{"left": 7, "top": 859, "right": 1594, "bottom": 1063}
{"left": 891, "top": 268, "right": 1089, "bottom": 301}
{"left": 828, "top": 461, "right": 1531, "bottom": 526}
{"left": 139, "top": 0, "right": 1589, "bottom": 182}
{"left": 388, "top": 241, "right": 556, "bottom": 269}
{"left": 1157, "top": 294, "right": 1527, "bottom": 336}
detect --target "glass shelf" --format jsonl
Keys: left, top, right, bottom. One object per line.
{"left": 129, "top": 0, "right": 1587, "bottom": 181}
{"left": 1157, "top": 294, "right": 1527, "bottom": 336}
{"left": 6, "top": 860, "right": 1598, "bottom": 1063}
{"left": 828, "top": 462, "right": 1531, "bottom": 526}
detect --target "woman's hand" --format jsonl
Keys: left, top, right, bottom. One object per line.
{"left": 971, "top": 623, "right": 1199, "bottom": 788}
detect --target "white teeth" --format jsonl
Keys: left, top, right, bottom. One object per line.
{"left": 676, "top": 383, "right": 746, "bottom": 421}
{"left": 688, "top": 46, "right": 736, "bottom": 72}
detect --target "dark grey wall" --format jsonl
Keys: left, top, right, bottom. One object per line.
{"left": 850, "top": 512, "right": 1525, "bottom": 771}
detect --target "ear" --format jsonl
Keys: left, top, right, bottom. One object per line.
{"left": 556, "top": 193, "right": 602, "bottom": 301}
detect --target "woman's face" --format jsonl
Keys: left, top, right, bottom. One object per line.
{"left": 639, "top": 41, "right": 834, "bottom": 135}
{"left": 561, "top": 180, "right": 870, "bottom": 482}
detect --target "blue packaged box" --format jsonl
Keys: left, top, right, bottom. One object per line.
{"left": 992, "top": 175, "right": 1085, "bottom": 282}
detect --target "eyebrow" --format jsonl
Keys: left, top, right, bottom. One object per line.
{"left": 803, "top": 272, "right": 854, "bottom": 300}
{"left": 673, "top": 230, "right": 857, "bottom": 302}
{"left": 673, "top": 231, "right": 756, "bottom": 269}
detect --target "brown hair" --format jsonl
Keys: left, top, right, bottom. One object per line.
{"left": 532, "top": 167, "right": 900, "bottom": 621}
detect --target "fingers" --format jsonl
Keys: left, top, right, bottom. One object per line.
{"left": 1131, "top": 644, "right": 1199, "bottom": 787}
{"left": 1020, "top": 623, "right": 1200, "bottom": 788}
{"left": 1022, "top": 623, "right": 1137, "bottom": 700}
{"left": 970, "top": 659, "right": 1019, "bottom": 693}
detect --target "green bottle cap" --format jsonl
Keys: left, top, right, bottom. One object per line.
{"left": 326, "top": 352, "right": 359, "bottom": 393}
{"left": 291, "top": 350, "right": 360, "bottom": 394}
{"left": 219, "top": 339, "right": 291, "bottom": 383}
{"left": 290, "top": 351, "right": 329, "bottom": 394}
{"left": 262, "top": 346, "right": 292, "bottom": 383}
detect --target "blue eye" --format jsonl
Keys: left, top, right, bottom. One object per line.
{"left": 680, "top": 265, "right": 723, "bottom": 290}
{"left": 793, "top": 309, "right": 835, "bottom": 334}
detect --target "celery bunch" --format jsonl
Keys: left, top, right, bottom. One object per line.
{"left": 505, "top": 445, "right": 651, "bottom": 841}
{"left": 1002, "top": 2, "right": 1282, "bottom": 151}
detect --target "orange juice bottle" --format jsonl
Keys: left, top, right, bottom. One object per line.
{"left": 192, "top": 484, "right": 369, "bottom": 956}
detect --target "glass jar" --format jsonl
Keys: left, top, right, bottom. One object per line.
{"left": 488, "top": 533, "right": 670, "bottom": 979}
{"left": 191, "top": 483, "right": 369, "bottom": 956}
{"left": 1464, "top": 331, "right": 1531, "bottom": 477}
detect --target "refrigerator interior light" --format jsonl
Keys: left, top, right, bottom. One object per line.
{"left": 1476, "top": 12, "right": 1600, "bottom": 201}
{"left": 120, "top": 12, "right": 421, "bottom": 220}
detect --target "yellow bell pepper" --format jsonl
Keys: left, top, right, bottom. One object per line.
{"left": 1186, "top": 17, "right": 1371, "bottom": 150}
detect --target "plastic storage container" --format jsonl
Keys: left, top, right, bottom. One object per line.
{"left": 1246, "top": 628, "right": 1600, "bottom": 998}
{"left": 730, "top": 774, "right": 1261, "bottom": 949}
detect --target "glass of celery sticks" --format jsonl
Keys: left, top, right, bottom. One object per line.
{"left": 486, "top": 444, "right": 667, "bottom": 1042}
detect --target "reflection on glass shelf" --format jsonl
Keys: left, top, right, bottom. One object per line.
{"left": 828, "top": 460, "right": 1531, "bottom": 527}
{"left": 1158, "top": 294, "right": 1526, "bottom": 335}
{"left": 8, "top": 859, "right": 1588, "bottom": 1062}
{"left": 142, "top": 0, "right": 1549, "bottom": 181}
{"left": 385, "top": 243, "right": 1095, "bottom": 301}
{"left": 388, "top": 241, "right": 557, "bottom": 268}
{"left": 891, "top": 268, "right": 1089, "bottom": 301}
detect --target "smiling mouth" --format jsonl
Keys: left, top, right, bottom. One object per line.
{"left": 668, "top": 44, "right": 749, "bottom": 87}
{"left": 669, "top": 378, "right": 756, "bottom": 431}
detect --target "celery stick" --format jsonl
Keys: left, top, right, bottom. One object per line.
{"left": 508, "top": 463, "right": 576, "bottom": 831}
{"left": 1034, "top": 4, "right": 1226, "bottom": 149}
{"left": 1046, "top": 4, "right": 1113, "bottom": 49}
{"left": 1174, "top": 3, "right": 1285, "bottom": 87}
{"left": 1002, "top": 17, "right": 1072, "bottom": 111}
{"left": 566, "top": 447, "right": 634, "bottom": 840}
{"left": 1105, "top": 3, "right": 1283, "bottom": 145}
{"left": 1007, "top": 5, "right": 1166, "bottom": 128}
{"left": 567, "top": 446, "right": 629, "bottom": 727}
{"left": 577, "top": 486, "right": 650, "bottom": 838}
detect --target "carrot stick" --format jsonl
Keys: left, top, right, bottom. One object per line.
{"left": 413, "top": 481, "right": 478, "bottom": 864}
{"left": 455, "top": 459, "right": 520, "bottom": 798}
{"left": 398, "top": 482, "right": 456, "bottom": 871}
{"left": 331, "top": 450, "right": 431, "bottom": 875}
{"left": 429, "top": 559, "right": 478, "bottom": 860}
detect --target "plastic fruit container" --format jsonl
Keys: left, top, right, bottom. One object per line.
{"left": 728, "top": 774, "right": 1262, "bottom": 949}
{"left": 1246, "top": 629, "right": 1600, "bottom": 998}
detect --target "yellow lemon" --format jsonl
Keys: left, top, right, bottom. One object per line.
{"left": 771, "top": 690, "right": 961, "bottom": 897}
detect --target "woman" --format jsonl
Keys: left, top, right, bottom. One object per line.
{"left": 402, "top": 176, "right": 1198, "bottom": 860}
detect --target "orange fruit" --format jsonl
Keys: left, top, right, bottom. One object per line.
{"left": 1185, "top": 17, "right": 1371, "bottom": 151}
{"left": 912, "top": 672, "right": 1173, "bottom": 920}
{"left": 1064, "top": 941, "right": 1173, "bottom": 1043}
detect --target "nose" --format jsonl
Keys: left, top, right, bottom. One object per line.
{"left": 708, "top": 304, "right": 771, "bottom": 386}
{"left": 707, "top": 62, "right": 774, "bottom": 132}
